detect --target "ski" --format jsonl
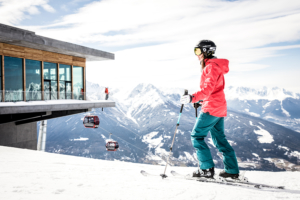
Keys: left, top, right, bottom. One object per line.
{"left": 171, "top": 170, "right": 284, "bottom": 190}
{"left": 140, "top": 170, "right": 182, "bottom": 179}
{"left": 170, "top": 170, "right": 257, "bottom": 188}
{"left": 223, "top": 178, "right": 284, "bottom": 190}
{"left": 141, "top": 170, "right": 260, "bottom": 189}
{"left": 140, "top": 170, "right": 159, "bottom": 177}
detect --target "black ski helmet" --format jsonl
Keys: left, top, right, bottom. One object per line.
{"left": 195, "top": 40, "right": 216, "bottom": 58}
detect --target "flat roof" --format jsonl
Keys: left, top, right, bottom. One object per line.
{"left": 0, "top": 23, "right": 114, "bottom": 61}
{"left": 0, "top": 100, "right": 115, "bottom": 115}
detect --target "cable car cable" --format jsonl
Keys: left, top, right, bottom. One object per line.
{"left": 98, "top": 126, "right": 173, "bottom": 165}
{"left": 99, "top": 126, "right": 153, "bottom": 156}
{"left": 100, "top": 111, "right": 142, "bottom": 139}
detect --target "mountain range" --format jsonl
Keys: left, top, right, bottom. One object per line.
{"left": 43, "top": 82, "right": 300, "bottom": 171}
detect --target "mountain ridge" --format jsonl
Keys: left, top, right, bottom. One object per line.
{"left": 43, "top": 82, "right": 300, "bottom": 171}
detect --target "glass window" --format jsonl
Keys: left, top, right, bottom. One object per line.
{"left": 4, "top": 56, "right": 23, "bottom": 102}
{"left": 59, "top": 64, "right": 71, "bottom": 99}
{"left": 59, "top": 64, "right": 71, "bottom": 81}
{"left": 0, "top": 55, "right": 2, "bottom": 102}
{"left": 44, "top": 62, "right": 57, "bottom": 100}
{"left": 44, "top": 62, "right": 57, "bottom": 81}
{"left": 26, "top": 59, "right": 41, "bottom": 101}
{"left": 73, "top": 66, "right": 84, "bottom": 100}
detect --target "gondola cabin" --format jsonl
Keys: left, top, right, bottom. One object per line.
{"left": 83, "top": 115, "right": 100, "bottom": 128}
{"left": 106, "top": 141, "right": 119, "bottom": 151}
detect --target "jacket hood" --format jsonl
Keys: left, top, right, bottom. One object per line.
{"left": 205, "top": 58, "right": 229, "bottom": 75}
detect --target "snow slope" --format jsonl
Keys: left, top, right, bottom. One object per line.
{"left": 1, "top": 146, "right": 300, "bottom": 200}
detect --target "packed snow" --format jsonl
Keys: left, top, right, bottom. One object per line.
{"left": 244, "top": 109, "right": 260, "bottom": 117}
{"left": 70, "top": 137, "right": 89, "bottom": 141}
{"left": 228, "top": 140, "right": 237, "bottom": 146}
{"left": 253, "top": 126, "right": 274, "bottom": 144}
{"left": 281, "top": 101, "right": 291, "bottom": 117}
{"left": 1, "top": 146, "right": 300, "bottom": 200}
{"left": 252, "top": 153, "right": 259, "bottom": 157}
{"left": 278, "top": 145, "right": 290, "bottom": 151}
{"left": 178, "top": 152, "right": 197, "bottom": 163}
{"left": 289, "top": 151, "right": 300, "bottom": 160}
{"left": 263, "top": 102, "right": 271, "bottom": 109}
{"left": 207, "top": 138, "right": 215, "bottom": 147}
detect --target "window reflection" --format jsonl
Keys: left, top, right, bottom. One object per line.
{"left": 1, "top": 55, "right": 86, "bottom": 102}
{"left": 44, "top": 62, "right": 57, "bottom": 100}
{"left": 0, "top": 55, "right": 2, "bottom": 102}
{"left": 4, "top": 56, "right": 23, "bottom": 102}
{"left": 26, "top": 59, "right": 41, "bottom": 101}
{"left": 59, "top": 64, "right": 71, "bottom": 99}
{"left": 73, "top": 66, "right": 84, "bottom": 100}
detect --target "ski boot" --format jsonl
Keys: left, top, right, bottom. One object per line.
{"left": 192, "top": 167, "right": 214, "bottom": 179}
{"left": 219, "top": 170, "right": 239, "bottom": 179}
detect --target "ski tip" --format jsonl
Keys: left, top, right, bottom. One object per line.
{"left": 140, "top": 170, "right": 147, "bottom": 176}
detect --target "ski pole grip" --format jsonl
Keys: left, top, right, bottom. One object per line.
{"left": 184, "top": 89, "right": 188, "bottom": 95}
{"left": 179, "top": 89, "right": 188, "bottom": 113}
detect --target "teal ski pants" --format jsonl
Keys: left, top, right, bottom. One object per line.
{"left": 191, "top": 111, "right": 239, "bottom": 174}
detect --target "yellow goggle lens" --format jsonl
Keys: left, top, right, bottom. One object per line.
{"left": 194, "top": 48, "right": 202, "bottom": 56}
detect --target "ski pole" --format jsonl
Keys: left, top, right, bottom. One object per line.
{"left": 160, "top": 89, "right": 188, "bottom": 179}
{"left": 194, "top": 100, "right": 203, "bottom": 119}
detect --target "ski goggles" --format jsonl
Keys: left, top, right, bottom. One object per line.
{"left": 194, "top": 47, "right": 202, "bottom": 56}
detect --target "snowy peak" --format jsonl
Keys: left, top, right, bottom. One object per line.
{"left": 126, "top": 83, "right": 167, "bottom": 108}
{"left": 128, "top": 83, "right": 160, "bottom": 98}
{"left": 225, "top": 86, "right": 300, "bottom": 101}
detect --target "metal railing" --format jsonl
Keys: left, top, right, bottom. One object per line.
{"left": 0, "top": 90, "right": 111, "bottom": 102}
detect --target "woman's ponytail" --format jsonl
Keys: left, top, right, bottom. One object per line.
{"left": 201, "top": 59, "right": 206, "bottom": 72}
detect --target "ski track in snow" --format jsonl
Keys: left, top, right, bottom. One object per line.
{"left": 1, "top": 146, "right": 300, "bottom": 200}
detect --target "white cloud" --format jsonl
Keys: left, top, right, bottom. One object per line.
{"left": 0, "top": 0, "right": 55, "bottom": 25}
{"left": 41, "top": 4, "right": 55, "bottom": 13}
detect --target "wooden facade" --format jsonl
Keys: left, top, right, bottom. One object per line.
{"left": 0, "top": 42, "right": 86, "bottom": 67}
{"left": 0, "top": 42, "right": 86, "bottom": 101}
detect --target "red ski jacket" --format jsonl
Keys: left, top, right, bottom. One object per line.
{"left": 191, "top": 58, "right": 229, "bottom": 117}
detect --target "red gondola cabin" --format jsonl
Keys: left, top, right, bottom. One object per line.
{"left": 106, "top": 141, "right": 119, "bottom": 151}
{"left": 83, "top": 115, "right": 100, "bottom": 128}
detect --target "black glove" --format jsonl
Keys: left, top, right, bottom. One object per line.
{"left": 193, "top": 102, "right": 202, "bottom": 109}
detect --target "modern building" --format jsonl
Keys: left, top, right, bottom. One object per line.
{"left": 0, "top": 23, "right": 115, "bottom": 150}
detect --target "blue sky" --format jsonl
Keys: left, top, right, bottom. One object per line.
{"left": 0, "top": 0, "right": 300, "bottom": 93}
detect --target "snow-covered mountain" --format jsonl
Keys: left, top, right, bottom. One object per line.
{"left": 225, "top": 86, "right": 300, "bottom": 132}
{"left": 43, "top": 82, "right": 300, "bottom": 171}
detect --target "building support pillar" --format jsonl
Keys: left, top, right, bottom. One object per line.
{"left": 37, "top": 120, "right": 47, "bottom": 151}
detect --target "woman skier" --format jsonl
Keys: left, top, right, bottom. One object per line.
{"left": 180, "top": 40, "right": 240, "bottom": 179}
